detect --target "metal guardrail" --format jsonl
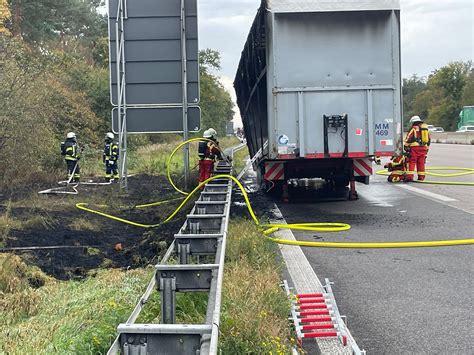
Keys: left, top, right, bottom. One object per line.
{"left": 108, "top": 155, "right": 235, "bottom": 354}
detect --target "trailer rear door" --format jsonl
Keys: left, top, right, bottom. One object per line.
{"left": 268, "top": 10, "right": 402, "bottom": 159}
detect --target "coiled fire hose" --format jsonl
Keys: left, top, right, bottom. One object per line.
{"left": 76, "top": 140, "right": 474, "bottom": 248}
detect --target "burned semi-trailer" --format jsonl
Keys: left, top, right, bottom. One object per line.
{"left": 234, "top": 0, "right": 403, "bottom": 199}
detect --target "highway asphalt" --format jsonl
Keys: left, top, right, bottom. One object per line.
{"left": 276, "top": 144, "right": 474, "bottom": 353}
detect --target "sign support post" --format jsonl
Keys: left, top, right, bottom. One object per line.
{"left": 180, "top": 0, "right": 190, "bottom": 190}
{"left": 115, "top": 0, "right": 128, "bottom": 189}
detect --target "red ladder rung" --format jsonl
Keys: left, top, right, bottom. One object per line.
{"left": 298, "top": 298, "right": 327, "bottom": 304}
{"left": 297, "top": 293, "right": 325, "bottom": 298}
{"left": 302, "top": 324, "right": 336, "bottom": 331}
{"left": 299, "top": 304, "right": 328, "bottom": 310}
{"left": 303, "top": 331, "right": 339, "bottom": 339}
{"left": 299, "top": 316, "right": 334, "bottom": 323}
{"left": 299, "top": 310, "right": 331, "bottom": 316}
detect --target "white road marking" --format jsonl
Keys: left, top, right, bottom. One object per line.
{"left": 396, "top": 184, "right": 457, "bottom": 202}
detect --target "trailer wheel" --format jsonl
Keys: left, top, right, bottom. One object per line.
{"left": 333, "top": 178, "right": 350, "bottom": 188}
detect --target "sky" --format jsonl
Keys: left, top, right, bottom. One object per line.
{"left": 196, "top": 0, "right": 473, "bottom": 125}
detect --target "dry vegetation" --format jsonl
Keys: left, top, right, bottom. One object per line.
{"left": 0, "top": 137, "right": 293, "bottom": 353}
{"left": 0, "top": 253, "right": 154, "bottom": 354}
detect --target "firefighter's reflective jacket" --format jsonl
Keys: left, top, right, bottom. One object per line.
{"left": 404, "top": 123, "right": 431, "bottom": 148}
{"left": 198, "top": 140, "right": 222, "bottom": 161}
{"left": 104, "top": 141, "right": 119, "bottom": 162}
{"left": 61, "top": 139, "right": 81, "bottom": 161}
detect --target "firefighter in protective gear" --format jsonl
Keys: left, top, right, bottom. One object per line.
{"left": 103, "top": 132, "right": 119, "bottom": 181}
{"left": 384, "top": 154, "right": 408, "bottom": 182}
{"left": 60, "top": 132, "right": 81, "bottom": 182}
{"left": 198, "top": 128, "right": 223, "bottom": 186}
{"left": 404, "top": 115, "right": 431, "bottom": 181}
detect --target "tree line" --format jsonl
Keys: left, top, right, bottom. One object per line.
{"left": 0, "top": 0, "right": 233, "bottom": 189}
{"left": 403, "top": 61, "right": 473, "bottom": 131}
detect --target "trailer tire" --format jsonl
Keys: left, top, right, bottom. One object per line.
{"left": 333, "top": 178, "right": 350, "bottom": 188}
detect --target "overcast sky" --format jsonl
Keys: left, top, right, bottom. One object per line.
{"left": 197, "top": 0, "right": 473, "bottom": 124}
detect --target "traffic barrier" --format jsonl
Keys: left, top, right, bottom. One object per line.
{"left": 106, "top": 147, "right": 239, "bottom": 355}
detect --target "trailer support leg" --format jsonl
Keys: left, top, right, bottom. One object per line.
{"left": 349, "top": 179, "right": 358, "bottom": 200}
{"left": 282, "top": 183, "right": 289, "bottom": 203}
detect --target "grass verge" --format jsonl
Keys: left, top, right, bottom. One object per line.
{"left": 0, "top": 254, "right": 154, "bottom": 354}
{"left": 128, "top": 136, "right": 240, "bottom": 176}
{"left": 219, "top": 219, "right": 295, "bottom": 353}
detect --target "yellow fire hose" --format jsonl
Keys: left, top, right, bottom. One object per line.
{"left": 376, "top": 167, "right": 474, "bottom": 186}
{"left": 75, "top": 140, "right": 474, "bottom": 248}
{"left": 167, "top": 137, "right": 232, "bottom": 196}
{"left": 76, "top": 138, "right": 227, "bottom": 228}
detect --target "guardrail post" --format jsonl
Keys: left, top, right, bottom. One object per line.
{"left": 160, "top": 275, "right": 176, "bottom": 324}
{"left": 177, "top": 241, "right": 191, "bottom": 264}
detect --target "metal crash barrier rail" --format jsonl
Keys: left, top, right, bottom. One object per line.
{"left": 107, "top": 160, "right": 233, "bottom": 355}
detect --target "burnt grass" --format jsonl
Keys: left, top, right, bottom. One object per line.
{"left": 0, "top": 175, "right": 193, "bottom": 280}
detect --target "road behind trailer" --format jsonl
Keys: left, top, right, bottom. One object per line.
{"left": 234, "top": 0, "right": 403, "bottom": 197}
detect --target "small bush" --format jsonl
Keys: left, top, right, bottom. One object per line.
{"left": 0, "top": 254, "right": 51, "bottom": 325}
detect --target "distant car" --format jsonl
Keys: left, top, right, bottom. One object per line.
{"left": 456, "top": 126, "right": 474, "bottom": 132}
{"left": 427, "top": 125, "right": 435, "bottom": 131}
{"left": 432, "top": 127, "right": 444, "bottom": 133}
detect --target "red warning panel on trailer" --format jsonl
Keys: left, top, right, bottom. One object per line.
{"left": 353, "top": 159, "right": 373, "bottom": 176}
{"left": 264, "top": 161, "right": 285, "bottom": 180}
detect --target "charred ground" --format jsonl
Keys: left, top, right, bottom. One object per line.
{"left": 0, "top": 174, "right": 194, "bottom": 280}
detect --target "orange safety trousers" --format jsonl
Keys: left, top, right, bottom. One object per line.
{"left": 406, "top": 146, "right": 428, "bottom": 181}
{"left": 198, "top": 159, "right": 214, "bottom": 187}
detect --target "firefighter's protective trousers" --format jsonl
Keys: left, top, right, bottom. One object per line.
{"left": 66, "top": 160, "right": 80, "bottom": 181}
{"left": 63, "top": 140, "right": 81, "bottom": 181}
{"left": 198, "top": 139, "right": 222, "bottom": 187}
{"left": 406, "top": 146, "right": 428, "bottom": 181}
{"left": 104, "top": 141, "right": 119, "bottom": 179}
{"left": 385, "top": 155, "right": 407, "bottom": 183}
{"left": 198, "top": 159, "right": 214, "bottom": 184}
{"left": 404, "top": 123, "right": 430, "bottom": 181}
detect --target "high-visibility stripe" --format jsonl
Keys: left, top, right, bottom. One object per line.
{"left": 273, "top": 168, "right": 285, "bottom": 180}
{"left": 353, "top": 165, "right": 365, "bottom": 177}
{"left": 353, "top": 159, "right": 372, "bottom": 176}
{"left": 264, "top": 162, "right": 285, "bottom": 181}
{"left": 358, "top": 159, "right": 372, "bottom": 173}
{"left": 265, "top": 162, "right": 280, "bottom": 177}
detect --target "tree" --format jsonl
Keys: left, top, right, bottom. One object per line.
{"left": 402, "top": 74, "right": 427, "bottom": 128}
{"left": 0, "top": 0, "right": 10, "bottom": 34}
{"left": 408, "top": 61, "right": 473, "bottom": 131}
{"left": 60, "top": 54, "right": 111, "bottom": 130}
{"left": 198, "top": 49, "right": 234, "bottom": 135}
{"left": 0, "top": 37, "right": 100, "bottom": 188}
{"left": 461, "top": 70, "right": 474, "bottom": 106}
{"left": 429, "top": 61, "right": 471, "bottom": 103}
{"left": 7, "top": 0, "right": 106, "bottom": 46}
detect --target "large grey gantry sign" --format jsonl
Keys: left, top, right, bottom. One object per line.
{"left": 108, "top": 0, "right": 201, "bottom": 188}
